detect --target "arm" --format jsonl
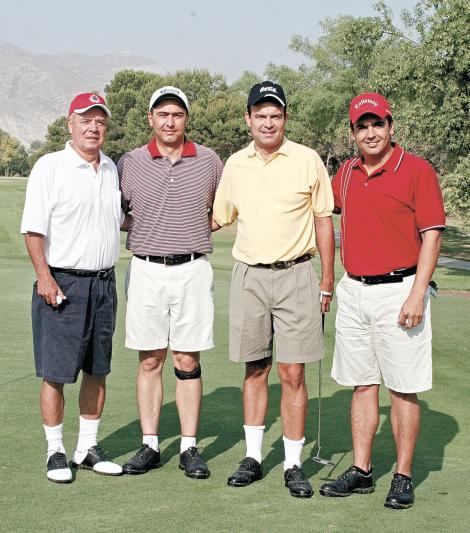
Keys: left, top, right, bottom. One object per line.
{"left": 24, "top": 232, "right": 65, "bottom": 308}
{"left": 397, "top": 229, "right": 442, "bottom": 329}
{"left": 314, "top": 215, "right": 335, "bottom": 313}
{"left": 120, "top": 213, "right": 132, "bottom": 232}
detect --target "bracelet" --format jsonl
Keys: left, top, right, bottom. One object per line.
{"left": 320, "top": 290, "right": 334, "bottom": 303}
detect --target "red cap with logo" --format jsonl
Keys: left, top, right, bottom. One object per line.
{"left": 68, "top": 93, "right": 111, "bottom": 117}
{"left": 349, "top": 92, "right": 392, "bottom": 124}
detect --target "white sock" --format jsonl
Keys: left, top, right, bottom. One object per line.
{"left": 244, "top": 425, "right": 265, "bottom": 464}
{"left": 76, "top": 416, "right": 100, "bottom": 453}
{"left": 44, "top": 423, "right": 65, "bottom": 460}
{"left": 143, "top": 435, "right": 159, "bottom": 452}
{"left": 180, "top": 436, "right": 196, "bottom": 453}
{"left": 283, "top": 435, "right": 305, "bottom": 471}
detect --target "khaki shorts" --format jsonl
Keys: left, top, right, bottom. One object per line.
{"left": 331, "top": 273, "right": 432, "bottom": 393}
{"left": 125, "top": 255, "right": 214, "bottom": 352}
{"left": 229, "top": 260, "right": 324, "bottom": 363}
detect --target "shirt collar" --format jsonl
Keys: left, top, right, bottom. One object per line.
{"left": 353, "top": 143, "right": 405, "bottom": 175}
{"left": 147, "top": 139, "right": 197, "bottom": 159}
{"left": 246, "top": 137, "right": 290, "bottom": 158}
{"left": 65, "top": 140, "right": 109, "bottom": 169}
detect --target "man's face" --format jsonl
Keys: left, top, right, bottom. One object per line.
{"left": 245, "top": 102, "right": 287, "bottom": 153}
{"left": 351, "top": 113, "right": 394, "bottom": 161}
{"left": 68, "top": 108, "right": 108, "bottom": 155}
{"left": 148, "top": 99, "right": 188, "bottom": 146}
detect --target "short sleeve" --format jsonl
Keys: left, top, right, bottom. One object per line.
{"left": 117, "top": 154, "right": 131, "bottom": 212}
{"left": 414, "top": 160, "right": 446, "bottom": 232}
{"left": 20, "top": 156, "right": 53, "bottom": 236}
{"left": 210, "top": 151, "right": 224, "bottom": 203}
{"left": 311, "top": 152, "right": 334, "bottom": 217}
{"left": 331, "top": 166, "right": 343, "bottom": 214}
{"left": 212, "top": 161, "right": 238, "bottom": 226}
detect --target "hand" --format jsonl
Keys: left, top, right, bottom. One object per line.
{"left": 319, "top": 280, "right": 334, "bottom": 313}
{"left": 397, "top": 292, "right": 424, "bottom": 329}
{"left": 37, "top": 273, "right": 66, "bottom": 308}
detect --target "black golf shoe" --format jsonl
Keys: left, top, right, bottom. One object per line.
{"left": 319, "top": 465, "right": 374, "bottom": 497}
{"left": 384, "top": 473, "right": 414, "bottom": 509}
{"left": 122, "top": 444, "right": 161, "bottom": 475}
{"left": 227, "top": 457, "right": 263, "bottom": 487}
{"left": 179, "top": 447, "right": 210, "bottom": 479}
{"left": 284, "top": 465, "right": 313, "bottom": 498}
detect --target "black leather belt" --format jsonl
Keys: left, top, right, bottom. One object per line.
{"left": 252, "top": 254, "right": 312, "bottom": 271}
{"left": 347, "top": 266, "right": 417, "bottom": 285}
{"left": 50, "top": 266, "right": 114, "bottom": 280}
{"left": 134, "top": 252, "right": 204, "bottom": 266}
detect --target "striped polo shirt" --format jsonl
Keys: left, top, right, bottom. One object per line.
{"left": 118, "top": 140, "right": 223, "bottom": 256}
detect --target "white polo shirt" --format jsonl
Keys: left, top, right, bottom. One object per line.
{"left": 21, "top": 141, "right": 123, "bottom": 270}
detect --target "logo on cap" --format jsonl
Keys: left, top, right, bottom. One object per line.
{"left": 89, "top": 94, "right": 100, "bottom": 103}
{"left": 354, "top": 98, "right": 379, "bottom": 109}
{"left": 260, "top": 86, "right": 278, "bottom": 94}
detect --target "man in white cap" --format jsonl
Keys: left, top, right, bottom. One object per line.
{"left": 21, "top": 92, "right": 125, "bottom": 483}
{"left": 118, "top": 86, "right": 223, "bottom": 479}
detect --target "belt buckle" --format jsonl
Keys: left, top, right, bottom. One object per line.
{"left": 97, "top": 270, "right": 108, "bottom": 280}
{"left": 164, "top": 255, "right": 179, "bottom": 266}
{"left": 271, "top": 261, "right": 284, "bottom": 271}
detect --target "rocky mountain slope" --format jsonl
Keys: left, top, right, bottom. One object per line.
{"left": 0, "top": 42, "right": 164, "bottom": 146}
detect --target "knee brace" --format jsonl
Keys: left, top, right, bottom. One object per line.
{"left": 174, "top": 364, "right": 201, "bottom": 380}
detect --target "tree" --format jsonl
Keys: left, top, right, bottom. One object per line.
{"left": 441, "top": 156, "right": 470, "bottom": 229}
{"left": 0, "top": 129, "right": 29, "bottom": 176}
{"left": 29, "top": 117, "right": 69, "bottom": 167}
{"left": 104, "top": 69, "right": 244, "bottom": 162}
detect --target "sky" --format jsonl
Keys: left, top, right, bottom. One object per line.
{"left": 1, "top": 0, "right": 419, "bottom": 80}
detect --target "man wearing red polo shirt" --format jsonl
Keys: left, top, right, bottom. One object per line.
{"left": 319, "top": 93, "right": 445, "bottom": 509}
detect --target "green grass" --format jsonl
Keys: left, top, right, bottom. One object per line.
{"left": 1, "top": 181, "right": 469, "bottom": 532}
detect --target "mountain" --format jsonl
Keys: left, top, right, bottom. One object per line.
{"left": 0, "top": 42, "right": 165, "bottom": 146}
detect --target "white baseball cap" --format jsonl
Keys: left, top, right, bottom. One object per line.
{"left": 148, "top": 86, "right": 189, "bottom": 112}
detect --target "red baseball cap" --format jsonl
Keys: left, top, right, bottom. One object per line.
{"left": 349, "top": 92, "right": 392, "bottom": 124}
{"left": 68, "top": 93, "right": 111, "bottom": 117}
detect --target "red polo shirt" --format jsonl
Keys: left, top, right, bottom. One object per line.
{"left": 332, "top": 144, "right": 445, "bottom": 276}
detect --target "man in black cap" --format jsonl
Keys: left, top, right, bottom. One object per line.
{"left": 212, "top": 81, "right": 335, "bottom": 498}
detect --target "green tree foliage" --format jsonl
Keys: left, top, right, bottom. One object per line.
{"left": 104, "top": 69, "right": 237, "bottom": 161}
{"left": 441, "top": 156, "right": 470, "bottom": 229}
{"left": 29, "top": 117, "right": 69, "bottom": 167}
{"left": 28, "top": 0, "right": 469, "bottom": 223}
{"left": 0, "top": 129, "right": 29, "bottom": 176}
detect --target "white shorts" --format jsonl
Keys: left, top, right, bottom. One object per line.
{"left": 331, "top": 273, "right": 432, "bottom": 393}
{"left": 125, "top": 255, "right": 214, "bottom": 352}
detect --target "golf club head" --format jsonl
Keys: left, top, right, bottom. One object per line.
{"left": 313, "top": 454, "right": 335, "bottom": 466}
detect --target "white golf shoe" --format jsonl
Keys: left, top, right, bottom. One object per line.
{"left": 72, "top": 445, "right": 122, "bottom": 476}
{"left": 46, "top": 452, "right": 73, "bottom": 483}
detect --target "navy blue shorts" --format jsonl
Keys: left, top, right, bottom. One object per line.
{"left": 32, "top": 270, "right": 117, "bottom": 384}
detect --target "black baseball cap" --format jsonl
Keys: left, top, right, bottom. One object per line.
{"left": 247, "top": 81, "right": 287, "bottom": 110}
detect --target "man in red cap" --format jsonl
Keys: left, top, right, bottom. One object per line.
{"left": 319, "top": 92, "right": 445, "bottom": 509}
{"left": 21, "top": 93, "right": 126, "bottom": 483}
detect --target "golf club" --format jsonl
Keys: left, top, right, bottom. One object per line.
{"left": 312, "top": 311, "right": 335, "bottom": 466}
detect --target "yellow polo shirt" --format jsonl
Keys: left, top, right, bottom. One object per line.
{"left": 213, "top": 139, "right": 333, "bottom": 264}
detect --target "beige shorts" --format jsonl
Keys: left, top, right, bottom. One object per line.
{"left": 229, "top": 260, "right": 324, "bottom": 364}
{"left": 331, "top": 273, "right": 432, "bottom": 393}
{"left": 125, "top": 255, "right": 214, "bottom": 352}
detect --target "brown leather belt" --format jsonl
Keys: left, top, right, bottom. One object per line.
{"left": 251, "top": 254, "right": 312, "bottom": 271}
